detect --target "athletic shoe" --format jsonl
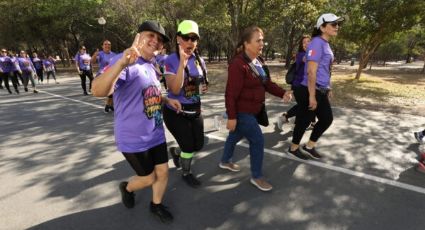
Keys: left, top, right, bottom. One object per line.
{"left": 276, "top": 113, "right": 288, "bottom": 131}
{"left": 414, "top": 132, "right": 424, "bottom": 143}
{"left": 83, "top": 91, "right": 88, "bottom": 96}
{"left": 288, "top": 147, "right": 309, "bottom": 160}
{"left": 250, "top": 178, "right": 273, "bottom": 191}
{"left": 104, "top": 105, "right": 110, "bottom": 114}
{"left": 119, "top": 181, "right": 135, "bottom": 208}
{"left": 416, "top": 162, "right": 425, "bottom": 174}
{"left": 182, "top": 173, "right": 201, "bottom": 188}
{"left": 302, "top": 145, "right": 322, "bottom": 160}
{"left": 219, "top": 162, "right": 241, "bottom": 172}
{"left": 169, "top": 147, "right": 180, "bottom": 168}
{"left": 33, "top": 90, "right": 38, "bottom": 93}
{"left": 150, "top": 202, "right": 173, "bottom": 224}
{"left": 24, "top": 87, "right": 28, "bottom": 92}
{"left": 109, "top": 105, "right": 114, "bottom": 112}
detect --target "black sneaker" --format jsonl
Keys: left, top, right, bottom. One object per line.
{"left": 288, "top": 147, "right": 309, "bottom": 160}
{"left": 169, "top": 147, "right": 181, "bottom": 168}
{"left": 33, "top": 89, "right": 38, "bottom": 93}
{"left": 182, "top": 173, "right": 201, "bottom": 188}
{"left": 119, "top": 181, "right": 135, "bottom": 208}
{"left": 109, "top": 105, "right": 114, "bottom": 112}
{"left": 150, "top": 202, "right": 173, "bottom": 224}
{"left": 302, "top": 145, "right": 322, "bottom": 159}
{"left": 104, "top": 105, "right": 110, "bottom": 113}
{"left": 24, "top": 87, "right": 28, "bottom": 92}
{"left": 83, "top": 91, "right": 88, "bottom": 96}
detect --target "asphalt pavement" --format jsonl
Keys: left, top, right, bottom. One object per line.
{"left": 1, "top": 75, "right": 425, "bottom": 230}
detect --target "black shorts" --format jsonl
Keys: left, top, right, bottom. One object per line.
{"left": 122, "top": 142, "right": 168, "bottom": 176}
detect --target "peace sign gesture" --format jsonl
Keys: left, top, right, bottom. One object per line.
{"left": 119, "top": 33, "right": 145, "bottom": 67}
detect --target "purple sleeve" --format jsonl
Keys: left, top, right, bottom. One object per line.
{"left": 107, "top": 53, "right": 128, "bottom": 90}
{"left": 164, "top": 54, "right": 178, "bottom": 75}
{"left": 306, "top": 39, "right": 322, "bottom": 63}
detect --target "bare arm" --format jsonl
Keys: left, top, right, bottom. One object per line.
{"left": 91, "top": 49, "right": 99, "bottom": 64}
{"left": 165, "top": 44, "right": 189, "bottom": 95}
{"left": 307, "top": 61, "right": 318, "bottom": 110}
{"left": 92, "top": 33, "right": 143, "bottom": 97}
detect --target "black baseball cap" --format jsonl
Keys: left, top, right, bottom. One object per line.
{"left": 138, "top": 20, "right": 170, "bottom": 43}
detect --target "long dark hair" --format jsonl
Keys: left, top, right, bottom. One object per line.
{"left": 298, "top": 35, "right": 311, "bottom": 52}
{"left": 233, "top": 26, "right": 264, "bottom": 58}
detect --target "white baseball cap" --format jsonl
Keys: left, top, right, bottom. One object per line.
{"left": 316, "top": 13, "right": 344, "bottom": 29}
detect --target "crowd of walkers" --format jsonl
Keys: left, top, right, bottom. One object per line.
{"left": 0, "top": 49, "right": 60, "bottom": 94}
{"left": 8, "top": 13, "right": 402, "bottom": 224}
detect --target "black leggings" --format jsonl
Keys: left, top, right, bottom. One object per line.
{"left": 0, "top": 72, "right": 19, "bottom": 93}
{"left": 35, "top": 69, "right": 43, "bottom": 82}
{"left": 46, "top": 71, "right": 56, "bottom": 81}
{"left": 292, "top": 86, "right": 333, "bottom": 145}
{"left": 163, "top": 105, "right": 204, "bottom": 153}
{"left": 79, "top": 70, "right": 93, "bottom": 92}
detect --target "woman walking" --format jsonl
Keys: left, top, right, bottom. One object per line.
{"left": 288, "top": 13, "right": 344, "bottom": 160}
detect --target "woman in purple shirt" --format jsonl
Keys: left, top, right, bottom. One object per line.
{"left": 0, "top": 48, "right": 19, "bottom": 94}
{"left": 18, "top": 50, "right": 38, "bottom": 93}
{"left": 288, "top": 13, "right": 344, "bottom": 160}
{"left": 74, "top": 46, "right": 93, "bottom": 95}
{"left": 92, "top": 20, "right": 180, "bottom": 224}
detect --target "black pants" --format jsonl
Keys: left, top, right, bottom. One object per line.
{"left": 35, "top": 69, "right": 44, "bottom": 82}
{"left": 0, "top": 72, "right": 19, "bottom": 93}
{"left": 46, "top": 71, "right": 56, "bottom": 81}
{"left": 79, "top": 70, "right": 93, "bottom": 93}
{"left": 163, "top": 105, "right": 204, "bottom": 153}
{"left": 292, "top": 86, "right": 333, "bottom": 145}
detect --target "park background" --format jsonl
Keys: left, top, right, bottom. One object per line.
{"left": 1, "top": 0, "right": 424, "bottom": 114}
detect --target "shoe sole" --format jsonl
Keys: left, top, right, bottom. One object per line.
{"left": 250, "top": 178, "right": 272, "bottom": 191}
{"left": 218, "top": 163, "right": 241, "bottom": 172}
{"left": 288, "top": 149, "right": 309, "bottom": 160}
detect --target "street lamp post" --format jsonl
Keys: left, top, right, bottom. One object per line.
{"left": 97, "top": 17, "right": 106, "bottom": 39}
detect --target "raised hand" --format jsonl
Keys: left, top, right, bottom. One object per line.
{"left": 119, "top": 33, "right": 144, "bottom": 67}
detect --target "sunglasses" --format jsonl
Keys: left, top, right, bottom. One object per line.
{"left": 181, "top": 35, "right": 198, "bottom": 42}
{"left": 1, "top": 50, "right": 7, "bottom": 53}
{"left": 329, "top": 22, "right": 341, "bottom": 27}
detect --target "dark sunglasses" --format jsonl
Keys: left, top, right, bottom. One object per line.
{"left": 181, "top": 35, "right": 199, "bottom": 42}
{"left": 1, "top": 50, "right": 7, "bottom": 52}
{"left": 329, "top": 22, "right": 341, "bottom": 27}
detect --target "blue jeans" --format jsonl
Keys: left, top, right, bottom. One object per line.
{"left": 221, "top": 113, "right": 264, "bottom": 179}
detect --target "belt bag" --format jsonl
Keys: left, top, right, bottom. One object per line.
{"left": 181, "top": 103, "right": 201, "bottom": 119}
{"left": 316, "top": 86, "right": 330, "bottom": 95}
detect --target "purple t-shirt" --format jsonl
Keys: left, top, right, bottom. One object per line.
{"left": 9, "top": 57, "right": 21, "bottom": 72}
{"left": 75, "top": 53, "right": 91, "bottom": 71}
{"left": 18, "top": 57, "right": 35, "bottom": 72}
{"left": 163, "top": 53, "right": 207, "bottom": 105}
{"left": 43, "top": 59, "right": 55, "bottom": 72}
{"left": 301, "top": 36, "right": 333, "bottom": 88}
{"left": 293, "top": 51, "right": 306, "bottom": 86}
{"left": 96, "top": 51, "right": 116, "bottom": 75}
{"left": 32, "top": 57, "right": 43, "bottom": 70}
{"left": 0, "top": 56, "right": 13, "bottom": 73}
{"left": 108, "top": 53, "right": 166, "bottom": 153}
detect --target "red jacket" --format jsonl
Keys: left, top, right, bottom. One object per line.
{"left": 225, "top": 53, "right": 286, "bottom": 120}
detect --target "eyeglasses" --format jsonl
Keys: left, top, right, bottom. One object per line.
{"left": 181, "top": 35, "right": 198, "bottom": 42}
{"left": 1, "top": 50, "right": 7, "bottom": 53}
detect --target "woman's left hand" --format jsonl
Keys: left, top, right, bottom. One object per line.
{"left": 165, "top": 97, "right": 182, "bottom": 113}
{"left": 328, "top": 90, "right": 333, "bottom": 100}
{"left": 283, "top": 90, "right": 292, "bottom": 103}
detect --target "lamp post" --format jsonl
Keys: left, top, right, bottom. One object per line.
{"left": 97, "top": 17, "right": 106, "bottom": 39}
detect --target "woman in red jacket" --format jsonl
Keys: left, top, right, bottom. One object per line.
{"left": 220, "top": 26, "right": 291, "bottom": 191}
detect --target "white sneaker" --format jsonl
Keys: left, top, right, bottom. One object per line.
{"left": 276, "top": 116, "right": 284, "bottom": 131}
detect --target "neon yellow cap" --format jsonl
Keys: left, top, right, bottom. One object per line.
{"left": 177, "top": 20, "right": 199, "bottom": 37}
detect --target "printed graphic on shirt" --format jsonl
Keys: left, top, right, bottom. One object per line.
{"left": 183, "top": 76, "right": 201, "bottom": 101}
{"left": 143, "top": 85, "right": 163, "bottom": 128}
{"left": 308, "top": 49, "right": 316, "bottom": 57}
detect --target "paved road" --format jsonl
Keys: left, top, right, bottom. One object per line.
{"left": 1, "top": 76, "right": 425, "bottom": 230}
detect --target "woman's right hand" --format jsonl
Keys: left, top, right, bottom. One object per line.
{"left": 308, "top": 96, "right": 317, "bottom": 111}
{"left": 178, "top": 43, "right": 190, "bottom": 67}
{"left": 119, "top": 33, "right": 144, "bottom": 67}
{"left": 227, "top": 119, "right": 237, "bottom": 132}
